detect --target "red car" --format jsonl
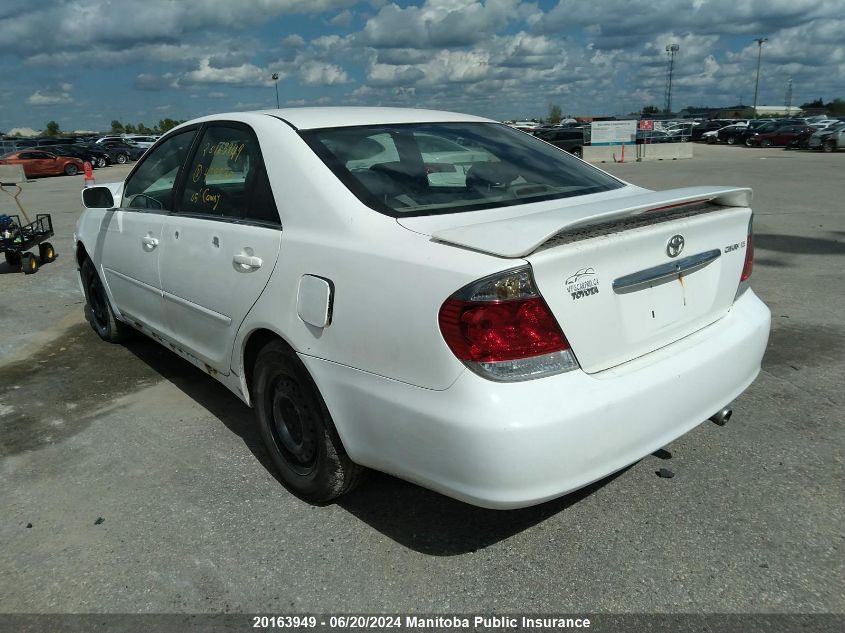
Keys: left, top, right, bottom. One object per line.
{"left": 747, "top": 125, "right": 816, "bottom": 147}
{"left": 0, "top": 150, "right": 84, "bottom": 177}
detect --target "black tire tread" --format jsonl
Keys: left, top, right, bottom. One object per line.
{"left": 80, "top": 258, "right": 131, "bottom": 343}
{"left": 253, "top": 341, "right": 365, "bottom": 502}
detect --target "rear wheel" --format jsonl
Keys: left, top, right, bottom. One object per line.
{"left": 116, "top": 153, "right": 128, "bottom": 164}
{"left": 745, "top": 138, "right": 754, "bottom": 147}
{"left": 22, "top": 252, "right": 38, "bottom": 274}
{"left": 571, "top": 147, "right": 582, "bottom": 159}
{"left": 64, "top": 163, "right": 79, "bottom": 176}
{"left": 38, "top": 242, "right": 56, "bottom": 263}
{"left": 727, "top": 136, "right": 736, "bottom": 145}
{"left": 822, "top": 140, "right": 835, "bottom": 153}
{"left": 253, "top": 341, "right": 365, "bottom": 503}
{"left": 4, "top": 251, "right": 21, "bottom": 268}
{"left": 80, "top": 258, "right": 131, "bottom": 342}
{"left": 96, "top": 157, "right": 107, "bottom": 168}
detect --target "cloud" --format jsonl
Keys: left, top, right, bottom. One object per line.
{"left": 0, "top": 0, "right": 358, "bottom": 58}
{"left": 330, "top": 9, "right": 353, "bottom": 27}
{"left": 134, "top": 73, "right": 177, "bottom": 91}
{"left": 180, "top": 57, "right": 274, "bottom": 87}
{"left": 298, "top": 60, "right": 350, "bottom": 85}
{"left": 357, "top": 0, "right": 529, "bottom": 49}
{"left": 27, "top": 88, "right": 73, "bottom": 105}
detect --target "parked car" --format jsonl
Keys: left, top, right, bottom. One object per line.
{"left": 739, "top": 120, "right": 804, "bottom": 147}
{"left": 690, "top": 120, "right": 733, "bottom": 141}
{"left": 50, "top": 144, "right": 110, "bottom": 168}
{"left": 0, "top": 149, "right": 84, "bottom": 177}
{"left": 75, "top": 108, "right": 770, "bottom": 509}
{"left": 746, "top": 125, "right": 816, "bottom": 147}
{"left": 95, "top": 140, "right": 146, "bottom": 163}
{"left": 663, "top": 123, "right": 693, "bottom": 141}
{"left": 715, "top": 124, "right": 753, "bottom": 145}
{"left": 121, "top": 135, "right": 159, "bottom": 149}
{"left": 636, "top": 130, "right": 673, "bottom": 143}
{"left": 785, "top": 128, "right": 818, "bottom": 150}
{"left": 533, "top": 127, "right": 587, "bottom": 157}
{"left": 808, "top": 122, "right": 845, "bottom": 152}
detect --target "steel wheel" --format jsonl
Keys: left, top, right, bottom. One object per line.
{"left": 269, "top": 376, "right": 319, "bottom": 474}
{"left": 254, "top": 341, "right": 365, "bottom": 502}
{"left": 80, "top": 258, "right": 130, "bottom": 342}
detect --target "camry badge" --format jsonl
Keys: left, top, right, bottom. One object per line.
{"left": 666, "top": 234, "right": 685, "bottom": 258}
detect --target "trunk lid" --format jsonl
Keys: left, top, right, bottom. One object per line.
{"left": 403, "top": 186, "right": 753, "bottom": 373}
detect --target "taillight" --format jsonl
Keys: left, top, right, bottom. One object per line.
{"left": 438, "top": 267, "right": 579, "bottom": 382}
{"left": 740, "top": 234, "right": 753, "bottom": 281}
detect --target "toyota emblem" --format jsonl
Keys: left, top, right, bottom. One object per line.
{"left": 666, "top": 234, "right": 685, "bottom": 258}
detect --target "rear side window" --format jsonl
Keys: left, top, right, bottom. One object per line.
{"left": 178, "top": 125, "right": 279, "bottom": 225}
{"left": 302, "top": 122, "right": 623, "bottom": 216}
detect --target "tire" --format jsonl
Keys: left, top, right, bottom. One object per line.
{"left": 38, "top": 242, "right": 56, "bottom": 263}
{"left": 64, "top": 163, "right": 79, "bottom": 176}
{"left": 96, "top": 157, "right": 107, "bottom": 168}
{"left": 80, "top": 258, "right": 131, "bottom": 343}
{"left": 822, "top": 141, "right": 835, "bottom": 153}
{"left": 761, "top": 139, "right": 773, "bottom": 148}
{"left": 571, "top": 147, "right": 582, "bottom": 159}
{"left": 253, "top": 341, "right": 365, "bottom": 503}
{"left": 4, "top": 251, "right": 21, "bottom": 268}
{"left": 745, "top": 138, "right": 754, "bottom": 147}
{"left": 727, "top": 136, "right": 736, "bottom": 145}
{"left": 22, "top": 252, "right": 38, "bottom": 274}
{"left": 116, "top": 153, "right": 128, "bottom": 164}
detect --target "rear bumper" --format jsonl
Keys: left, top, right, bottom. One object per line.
{"left": 303, "top": 290, "right": 771, "bottom": 509}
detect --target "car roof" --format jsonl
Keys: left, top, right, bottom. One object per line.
{"left": 188, "top": 107, "right": 495, "bottom": 131}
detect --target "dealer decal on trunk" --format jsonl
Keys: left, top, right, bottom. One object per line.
{"left": 565, "top": 267, "right": 600, "bottom": 300}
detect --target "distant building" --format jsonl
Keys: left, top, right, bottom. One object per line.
{"left": 753, "top": 105, "right": 802, "bottom": 116}
{"left": 4, "top": 127, "right": 39, "bottom": 137}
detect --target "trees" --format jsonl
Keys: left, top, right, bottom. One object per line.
{"left": 547, "top": 104, "right": 563, "bottom": 126}
{"left": 828, "top": 98, "right": 845, "bottom": 116}
{"left": 156, "top": 118, "right": 183, "bottom": 133}
{"left": 110, "top": 120, "right": 124, "bottom": 134}
{"left": 44, "top": 121, "right": 61, "bottom": 136}
{"left": 642, "top": 105, "right": 660, "bottom": 115}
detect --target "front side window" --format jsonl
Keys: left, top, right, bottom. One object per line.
{"left": 123, "top": 129, "right": 197, "bottom": 210}
{"left": 302, "top": 122, "right": 623, "bottom": 216}
{"left": 178, "top": 125, "right": 279, "bottom": 225}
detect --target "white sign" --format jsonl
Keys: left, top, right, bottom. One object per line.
{"left": 590, "top": 120, "right": 637, "bottom": 145}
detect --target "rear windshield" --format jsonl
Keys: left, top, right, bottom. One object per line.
{"left": 300, "top": 122, "right": 623, "bottom": 216}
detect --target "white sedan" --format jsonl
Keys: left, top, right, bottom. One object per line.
{"left": 75, "top": 107, "right": 770, "bottom": 509}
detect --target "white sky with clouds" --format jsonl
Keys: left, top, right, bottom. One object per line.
{"left": 0, "top": 0, "right": 843, "bottom": 131}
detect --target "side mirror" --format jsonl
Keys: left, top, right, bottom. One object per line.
{"left": 82, "top": 186, "right": 115, "bottom": 209}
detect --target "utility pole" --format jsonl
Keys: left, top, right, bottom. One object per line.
{"left": 664, "top": 44, "right": 679, "bottom": 114}
{"left": 784, "top": 77, "right": 793, "bottom": 114}
{"left": 272, "top": 73, "right": 280, "bottom": 109}
{"left": 752, "top": 37, "right": 768, "bottom": 117}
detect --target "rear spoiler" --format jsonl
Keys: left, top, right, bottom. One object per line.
{"left": 431, "top": 186, "right": 752, "bottom": 258}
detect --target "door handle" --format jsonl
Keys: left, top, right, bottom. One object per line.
{"left": 141, "top": 235, "right": 159, "bottom": 248}
{"left": 233, "top": 254, "right": 263, "bottom": 269}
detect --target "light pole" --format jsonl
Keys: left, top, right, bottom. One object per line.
{"left": 664, "top": 44, "right": 679, "bottom": 114}
{"left": 752, "top": 37, "right": 768, "bottom": 117}
{"left": 272, "top": 72, "right": 280, "bottom": 109}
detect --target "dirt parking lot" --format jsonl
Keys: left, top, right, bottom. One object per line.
{"left": 1, "top": 146, "right": 843, "bottom": 622}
